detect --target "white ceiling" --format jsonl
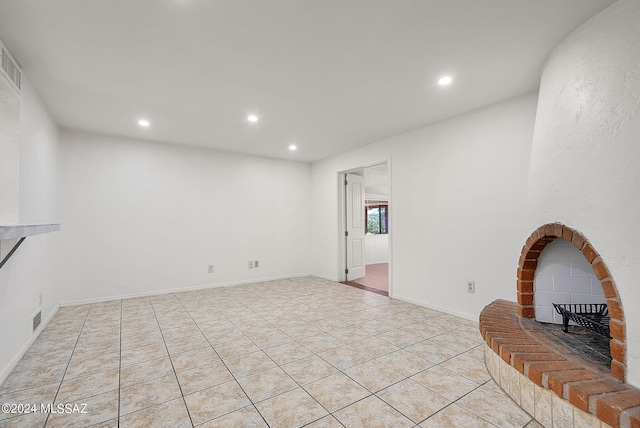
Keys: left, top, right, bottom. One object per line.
{"left": 0, "top": 0, "right": 615, "bottom": 162}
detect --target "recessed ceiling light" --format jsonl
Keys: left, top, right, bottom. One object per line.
{"left": 138, "top": 119, "right": 150, "bottom": 127}
{"left": 289, "top": 144, "right": 297, "bottom": 151}
{"left": 247, "top": 115, "right": 259, "bottom": 123}
{"left": 438, "top": 76, "right": 453, "bottom": 85}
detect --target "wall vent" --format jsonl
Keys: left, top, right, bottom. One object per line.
{"left": 1, "top": 48, "right": 21, "bottom": 91}
{"left": 32, "top": 310, "right": 42, "bottom": 332}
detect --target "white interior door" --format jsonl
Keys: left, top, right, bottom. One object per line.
{"left": 345, "top": 173, "right": 365, "bottom": 281}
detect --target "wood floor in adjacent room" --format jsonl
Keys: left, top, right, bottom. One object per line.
{"left": 0, "top": 277, "right": 536, "bottom": 427}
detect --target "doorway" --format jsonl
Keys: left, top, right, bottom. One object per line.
{"left": 340, "top": 161, "right": 391, "bottom": 296}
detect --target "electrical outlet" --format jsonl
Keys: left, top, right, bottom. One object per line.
{"left": 248, "top": 261, "right": 254, "bottom": 269}
{"left": 467, "top": 281, "right": 475, "bottom": 293}
{"left": 208, "top": 265, "right": 214, "bottom": 273}
{"left": 254, "top": 260, "right": 259, "bottom": 268}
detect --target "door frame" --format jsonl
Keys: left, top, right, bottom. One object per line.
{"left": 337, "top": 158, "right": 393, "bottom": 296}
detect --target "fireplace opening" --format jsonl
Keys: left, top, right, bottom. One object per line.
{"left": 531, "top": 238, "right": 611, "bottom": 368}
{"left": 516, "top": 223, "right": 626, "bottom": 381}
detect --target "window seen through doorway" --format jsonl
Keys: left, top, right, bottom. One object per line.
{"left": 366, "top": 204, "right": 388, "bottom": 234}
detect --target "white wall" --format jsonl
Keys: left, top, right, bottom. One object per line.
{"left": 0, "top": 78, "right": 60, "bottom": 382}
{"left": 59, "top": 130, "right": 311, "bottom": 304}
{"left": 365, "top": 234, "right": 388, "bottom": 264}
{"left": 526, "top": 0, "right": 640, "bottom": 386}
{"left": 534, "top": 239, "right": 603, "bottom": 324}
{"left": 310, "top": 93, "right": 537, "bottom": 320}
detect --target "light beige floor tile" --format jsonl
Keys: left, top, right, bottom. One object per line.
{"left": 328, "top": 327, "right": 371, "bottom": 343}
{"left": 1, "top": 363, "right": 67, "bottom": 393}
{"left": 0, "top": 411, "right": 47, "bottom": 428}
{"left": 46, "top": 389, "right": 119, "bottom": 428}
{"left": 263, "top": 342, "right": 313, "bottom": 365}
{"left": 333, "top": 395, "right": 414, "bottom": 428}
{"left": 427, "top": 332, "right": 481, "bottom": 353}
{"left": 255, "top": 387, "right": 328, "bottom": 428}
{"left": 237, "top": 367, "right": 298, "bottom": 403}
{"left": 438, "top": 354, "right": 491, "bottom": 383}
{"left": 376, "top": 350, "right": 434, "bottom": 377}
{"left": 304, "top": 372, "right": 370, "bottom": 412}
{"left": 72, "top": 339, "right": 120, "bottom": 360}
{"left": 119, "top": 397, "right": 191, "bottom": 428}
{"left": 420, "top": 403, "right": 494, "bottom": 427}
{"left": 159, "top": 324, "right": 203, "bottom": 341}
{"left": 344, "top": 359, "right": 405, "bottom": 392}
{"left": 377, "top": 378, "right": 450, "bottom": 424}
{"left": 119, "top": 374, "right": 182, "bottom": 416}
{"left": 57, "top": 368, "right": 120, "bottom": 402}
{"left": 164, "top": 333, "right": 210, "bottom": 356}
{"left": 296, "top": 334, "right": 344, "bottom": 353}
{"left": 214, "top": 337, "right": 260, "bottom": 360}
{"left": 456, "top": 384, "right": 532, "bottom": 428}
{"left": 411, "top": 365, "right": 480, "bottom": 401}
{"left": 176, "top": 361, "right": 233, "bottom": 396}
{"left": 251, "top": 330, "right": 294, "bottom": 349}
{"left": 170, "top": 346, "right": 221, "bottom": 372}
{"left": 15, "top": 348, "right": 73, "bottom": 372}
{"left": 120, "top": 343, "right": 168, "bottom": 367}
{"left": 203, "top": 326, "right": 245, "bottom": 345}
{"left": 356, "top": 320, "right": 396, "bottom": 335}
{"left": 281, "top": 355, "right": 339, "bottom": 385}
{"left": 224, "top": 351, "right": 277, "bottom": 378}
{"left": 350, "top": 337, "right": 399, "bottom": 358}
{"left": 0, "top": 383, "right": 59, "bottom": 422}
{"left": 184, "top": 380, "right": 251, "bottom": 426}
{"left": 377, "top": 329, "right": 423, "bottom": 348}
{"left": 404, "top": 340, "right": 459, "bottom": 364}
{"left": 309, "top": 317, "right": 348, "bottom": 332}
{"left": 198, "top": 405, "right": 268, "bottom": 428}
{"left": 305, "top": 415, "right": 345, "bottom": 428}
{"left": 318, "top": 345, "right": 371, "bottom": 371}
{"left": 120, "top": 356, "right": 174, "bottom": 388}
{"left": 120, "top": 329, "right": 163, "bottom": 350}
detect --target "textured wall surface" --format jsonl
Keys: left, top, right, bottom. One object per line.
{"left": 526, "top": 0, "right": 640, "bottom": 386}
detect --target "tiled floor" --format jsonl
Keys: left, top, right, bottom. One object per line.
{"left": 0, "top": 277, "right": 540, "bottom": 428}
{"left": 353, "top": 263, "right": 388, "bottom": 293}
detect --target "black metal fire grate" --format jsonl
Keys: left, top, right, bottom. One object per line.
{"left": 552, "top": 303, "right": 611, "bottom": 338}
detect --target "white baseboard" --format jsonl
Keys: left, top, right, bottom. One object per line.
{"left": 392, "top": 294, "right": 477, "bottom": 322}
{"left": 60, "top": 272, "right": 314, "bottom": 307}
{"left": 0, "top": 304, "right": 60, "bottom": 385}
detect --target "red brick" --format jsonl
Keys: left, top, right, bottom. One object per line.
{"left": 547, "top": 370, "right": 600, "bottom": 398}
{"left": 527, "top": 361, "right": 581, "bottom": 387}
{"left": 595, "top": 390, "right": 640, "bottom": 428}
{"left": 611, "top": 339, "right": 626, "bottom": 363}
{"left": 553, "top": 223, "right": 564, "bottom": 237}
{"left": 582, "top": 243, "right": 599, "bottom": 263}
{"left": 517, "top": 268, "right": 535, "bottom": 281}
{"left": 511, "top": 352, "right": 562, "bottom": 374}
{"left": 521, "top": 259, "right": 538, "bottom": 270}
{"left": 593, "top": 259, "right": 610, "bottom": 280}
{"left": 610, "top": 319, "right": 625, "bottom": 342}
{"left": 518, "top": 306, "right": 535, "bottom": 318}
{"left": 608, "top": 299, "right": 625, "bottom": 322}
{"left": 562, "top": 227, "right": 574, "bottom": 242}
{"left": 568, "top": 379, "right": 627, "bottom": 412}
{"left": 545, "top": 224, "right": 555, "bottom": 237}
{"left": 517, "top": 280, "right": 534, "bottom": 293}
{"left": 500, "top": 345, "right": 549, "bottom": 364}
{"left": 601, "top": 279, "right": 618, "bottom": 299}
{"left": 517, "top": 293, "right": 534, "bottom": 306}
{"left": 611, "top": 360, "right": 626, "bottom": 382}
{"left": 572, "top": 232, "right": 586, "bottom": 250}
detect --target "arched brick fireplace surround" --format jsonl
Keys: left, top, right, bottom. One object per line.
{"left": 516, "top": 223, "right": 625, "bottom": 381}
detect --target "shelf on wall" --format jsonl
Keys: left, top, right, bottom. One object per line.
{"left": 0, "top": 223, "right": 61, "bottom": 270}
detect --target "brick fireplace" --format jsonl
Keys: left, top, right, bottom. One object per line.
{"left": 479, "top": 223, "right": 640, "bottom": 427}
{"left": 516, "top": 222, "right": 625, "bottom": 381}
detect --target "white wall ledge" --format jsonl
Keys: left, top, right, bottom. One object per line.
{"left": 0, "top": 223, "right": 61, "bottom": 240}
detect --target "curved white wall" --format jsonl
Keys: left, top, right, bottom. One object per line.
{"left": 526, "top": 0, "right": 640, "bottom": 386}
